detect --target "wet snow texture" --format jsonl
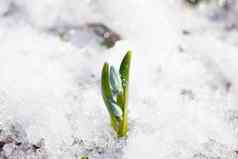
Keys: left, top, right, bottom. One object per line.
{"left": 0, "top": 0, "right": 238, "bottom": 159}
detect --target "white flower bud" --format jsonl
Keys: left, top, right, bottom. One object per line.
{"left": 111, "top": 101, "right": 123, "bottom": 120}
{"left": 109, "top": 66, "right": 123, "bottom": 95}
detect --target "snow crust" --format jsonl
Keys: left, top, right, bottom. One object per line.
{"left": 0, "top": 0, "right": 237, "bottom": 159}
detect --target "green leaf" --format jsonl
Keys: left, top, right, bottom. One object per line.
{"left": 101, "top": 63, "right": 118, "bottom": 131}
{"left": 117, "top": 51, "right": 132, "bottom": 137}
{"left": 120, "top": 51, "right": 132, "bottom": 90}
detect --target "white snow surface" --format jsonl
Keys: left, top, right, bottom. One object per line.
{"left": 0, "top": 0, "right": 237, "bottom": 159}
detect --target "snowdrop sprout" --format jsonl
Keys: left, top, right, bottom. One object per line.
{"left": 101, "top": 51, "right": 132, "bottom": 137}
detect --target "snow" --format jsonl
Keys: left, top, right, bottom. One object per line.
{"left": 0, "top": 0, "right": 237, "bottom": 159}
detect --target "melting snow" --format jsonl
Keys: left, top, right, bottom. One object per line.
{"left": 0, "top": 0, "right": 237, "bottom": 159}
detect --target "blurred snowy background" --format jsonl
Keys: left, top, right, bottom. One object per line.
{"left": 0, "top": 0, "right": 238, "bottom": 158}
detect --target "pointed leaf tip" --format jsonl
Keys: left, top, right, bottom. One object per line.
{"left": 125, "top": 50, "right": 132, "bottom": 59}
{"left": 119, "top": 50, "right": 132, "bottom": 89}
{"left": 101, "top": 62, "right": 114, "bottom": 115}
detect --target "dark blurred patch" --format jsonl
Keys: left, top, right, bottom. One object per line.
{"left": 184, "top": 0, "right": 211, "bottom": 6}
{"left": 87, "top": 23, "right": 122, "bottom": 48}
{"left": 0, "top": 141, "right": 5, "bottom": 151}
{"left": 224, "top": 80, "right": 232, "bottom": 92}
{"left": 178, "top": 45, "right": 185, "bottom": 53}
{"left": 0, "top": 123, "right": 47, "bottom": 158}
{"left": 47, "top": 23, "right": 122, "bottom": 49}
{"left": 2, "top": 2, "right": 21, "bottom": 17}
{"left": 180, "top": 89, "right": 195, "bottom": 100}
{"left": 185, "top": 0, "right": 201, "bottom": 6}
{"left": 182, "top": 29, "right": 191, "bottom": 36}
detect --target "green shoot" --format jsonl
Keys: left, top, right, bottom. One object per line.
{"left": 101, "top": 51, "right": 132, "bottom": 137}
